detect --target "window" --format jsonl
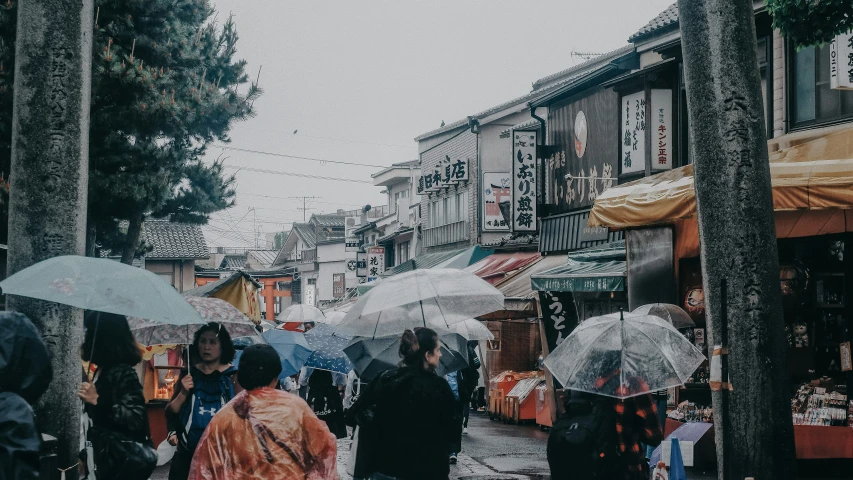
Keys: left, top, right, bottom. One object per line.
{"left": 791, "top": 43, "right": 853, "bottom": 128}
{"left": 442, "top": 197, "right": 451, "bottom": 223}
{"left": 393, "top": 192, "right": 401, "bottom": 213}
{"left": 401, "top": 189, "right": 408, "bottom": 198}
{"left": 398, "top": 241, "right": 410, "bottom": 263}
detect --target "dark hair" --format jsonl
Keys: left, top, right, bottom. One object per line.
{"left": 238, "top": 344, "right": 282, "bottom": 390}
{"left": 308, "top": 369, "right": 333, "bottom": 389}
{"left": 191, "top": 322, "right": 235, "bottom": 364}
{"left": 399, "top": 327, "right": 439, "bottom": 370}
{"left": 80, "top": 311, "right": 142, "bottom": 367}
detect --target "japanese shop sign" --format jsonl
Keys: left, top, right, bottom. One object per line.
{"left": 304, "top": 284, "right": 316, "bottom": 307}
{"left": 428, "top": 164, "right": 443, "bottom": 192}
{"left": 483, "top": 172, "right": 511, "bottom": 231}
{"left": 416, "top": 175, "right": 425, "bottom": 194}
{"left": 538, "top": 291, "right": 577, "bottom": 352}
{"left": 366, "top": 246, "right": 385, "bottom": 280}
{"left": 345, "top": 216, "right": 362, "bottom": 252}
{"left": 356, "top": 252, "right": 367, "bottom": 277}
{"left": 651, "top": 89, "right": 672, "bottom": 171}
{"left": 332, "top": 273, "right": 345, "bottom": 299}
{"left": 621, "top": 91, "right": 646, "bottom": 175}
{"left": 512, "top": 130, "right": 537, "bottom": 232}
{"left": 831, "top": 30, "right": 853, "bottom": 90}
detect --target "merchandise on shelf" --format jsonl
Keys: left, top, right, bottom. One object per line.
{"left": 791, "top": 381, "right": 848, "bottom": 426}
{"left": 667, "top": 401, "right": 712, "bottom": 423}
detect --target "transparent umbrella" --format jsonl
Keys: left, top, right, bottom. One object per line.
{"left": 336, "top": 269, "right": 505, "bottom": 338}
{"left": 440, "top": 318, "right": 494, "bottom": 341}
{"left": 343, "top": 332, "right": 470, "bottom": 381}
{"left": 543, "top": 311, "right": 705, "bottom": 399}
{"left": 0, "top": 255, "right": 203, "bottom": 325}
{"left": 632, "top": 303, "right": 695, "bottom": 329}
{"left": 277, "top": 304, "right": 326, "bottom": 324}
{"left": 322, "top": 311, "right": 347, "bottom": 328}
{"left": 129, "top": 297, "right": 260, "bottom": 346}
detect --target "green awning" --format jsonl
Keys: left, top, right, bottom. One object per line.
{"left": 530, "top": 240, "right": 626, "bottom": 292}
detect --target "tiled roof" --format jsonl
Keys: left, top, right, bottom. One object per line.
{"left": 292, "top": 223, "right": 316, "bottom": 249}
{"left": 140, "top": 220, "right": 209, "bottom": 260}
{"left": 629, "top": 3, "right": 679, "bottom": 42}
{"left": 220, "top": 254, "right": 247, "bottom": 270}
{"left": 247, "top": 250, "right": 278, "bottom": 268}
{"left": 415, "top": 45, "right": 635, "bottom": 142}
{"left": 531, "top": 44, "right": 635, "bottom": 90}
{"left": 310, "top": 214, "right": 346, "bottom": 229}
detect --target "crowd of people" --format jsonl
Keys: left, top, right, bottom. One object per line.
{"left": 0, "top": 310, "right": 665, "bottom": 480}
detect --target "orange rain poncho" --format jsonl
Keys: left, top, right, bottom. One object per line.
{"left": 189, "top": 387, "right": 339, "bottom": 480}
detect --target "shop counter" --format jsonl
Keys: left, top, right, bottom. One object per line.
{"left": 794, "top": 425, "right": 853, "bottom": 459}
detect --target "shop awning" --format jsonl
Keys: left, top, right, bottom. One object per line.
{"left": 496, "top": 255, "right": 568, "bottom": 300}
{"left": 530, "top": 241, "right": 626, "bottom": 292}
{"left": 464, "top": 252, "right": 541, "bottom": 285}
{"left": 378, "top": 246, "right": 493, "bottom": 280}
{"left": 590, "top": 128, "right": 853, "bottom": 230}
{"left": 431, "top": 246, "right": 494, "bottom": 270}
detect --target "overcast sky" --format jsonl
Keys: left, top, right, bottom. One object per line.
{"left": 204, "top": 0, "right": 675, "bottom": 248}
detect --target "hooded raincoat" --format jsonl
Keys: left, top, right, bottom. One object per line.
{"left": 189, "top": 387, "right": 338, "bottom": 479}
{"left": 0, "top": 313, "right": 53, "bottom": 480}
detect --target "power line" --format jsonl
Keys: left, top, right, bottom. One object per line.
{"left": 240, "top": 128, "right": 413, "bottom": 148}
{"left": 238, "top": 192, "right": 363, "bottom": 208}
{"left": 289, "top": 196, "right": 319, "bottom": 222}
{"left": 215, "top": 145, "right": 387, "bottom": 168}
{"left": 223, "top": 164, "right": 374, "bottom": 183}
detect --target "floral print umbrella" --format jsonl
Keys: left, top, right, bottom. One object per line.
{"left": 129, "top": 296, "right": 260, "bottom": 346}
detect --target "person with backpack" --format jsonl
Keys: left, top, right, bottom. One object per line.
{"left": 166, "top": 323, "right": 237, "bottom": 480}
{"left": 346, "top": 328, "right": 457, "bottom": 480}
{"left": 0, "top": 313, "right": 52, "bottom": 480}
{"left": 547, "top": 372, "right": 664, "bottom": 480}
{"left": 307, "top": 369, "right": 348, "bottom": 439}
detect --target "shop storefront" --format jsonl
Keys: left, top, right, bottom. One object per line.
{"left": 588, "top": 127, "right": 853, "bottom": 459}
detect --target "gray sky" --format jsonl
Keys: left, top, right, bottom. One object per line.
{"left": 204, "top": 0, "right": 675, "bottom": 248}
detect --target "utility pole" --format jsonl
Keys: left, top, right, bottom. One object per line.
{"left": 678, "top": 0, "right": 795, "bottom": 478}
{"left": 289, "top": 196, "right": 319, "bottom": 221}
{"left": 7, "top": 0, "right": 94, "bottom": 478}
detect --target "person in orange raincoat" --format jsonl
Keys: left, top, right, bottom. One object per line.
{"left": 189, "top": 344, "right": 339, "bottom": 480}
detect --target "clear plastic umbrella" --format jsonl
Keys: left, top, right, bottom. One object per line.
{"left": 543, "top": 311, "right": 705, "bottom": 399}
{"left": 277, "top": 304, "right": 326, "bottom": 324}
{"left": 129, "top": 297, "right": 260, "bottom": 346}
{"left": 322, "top": 311, "right": 347, "bottom": 327}
{"left": 439, "top": 318, "right": 494, "bottom": 341}
{"left": 0, "top": 255, "right": 203, "bottom": 325}
{"left": 343, "top": 332, "right": 470, "bottom": 381}
{"left": 632, "top": 303, "right": 695, "bottom": 329}
{"left": 336, "top": 269, "right": 505, "bottom": 338}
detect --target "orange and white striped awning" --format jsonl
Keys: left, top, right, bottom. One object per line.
{"left": 589, "top": 128, "right": 853, "bottom": 230}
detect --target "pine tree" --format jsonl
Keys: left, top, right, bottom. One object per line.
{"left": 0, "top": 0, "right": 259, "bottom": 263}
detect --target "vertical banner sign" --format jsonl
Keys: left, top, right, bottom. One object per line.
{"left": 367, "top": 246, "right": 385, "bottom": 280}
{"left": 512, "top": 130, "right": 537, "bottom": 232}
{"left": 332, "top": 273, "right": 345, "bottom": 299}
{"left": 651, "top": 89, "right": 673, "bottom": 170}
{"left": 482, "top": 172, "right": 511, "bottom": 231}
{"left": 304, "top": 284, "right": 316, "bottom": 307}
{"left": 621, "top": 91, "right": 646, "bottom": 175}
{"left": 538, "top": 291, "right": 578, "bottom": 352}
{"left": 416, "top": 175, "right": 425, "bottom": 195}
{"left": 830, "top": 30, "right": 853, "bottom": 90}
{"left": 356, "top": 252, "right": 367, "bottom": 277}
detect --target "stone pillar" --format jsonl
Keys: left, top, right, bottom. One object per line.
{"left": 7, "top": 0, "right": 94, "bottom": 478}
{"left": 677, "top": 0, "right": 795, "bottom": 479}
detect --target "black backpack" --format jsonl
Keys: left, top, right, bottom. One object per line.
{"left": 547, "top": 396, "right": 621, "bottom": 479}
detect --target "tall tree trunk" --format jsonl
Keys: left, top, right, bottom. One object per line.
{"left": 85, "top": 218, "right": 97, "bottom": 257}
{"left": 6, "top": 0, "right": 94, "bottom": 478}
{"left": 677, "top": 1, "right": 795, "bottom": 478}
{"left": 121, "top": 211, "right": 144, "bottom": 265}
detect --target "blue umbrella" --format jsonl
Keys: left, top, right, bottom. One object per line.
{"left": 304, "top": 323, "right": 353, "bottom": 374}
{"left": 252, "top": 329, "right": 313, "bottom": 378}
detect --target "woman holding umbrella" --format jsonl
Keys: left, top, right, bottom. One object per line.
{"left": 348, "top": 328, "right": 457, "bottom": 480}
{"left": 78, "top": 312, "right": 157, "bottom": 479}
{"left": 165, "top": 322, "right": 237, "bottom": 480}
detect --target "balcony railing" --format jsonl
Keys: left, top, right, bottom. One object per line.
{"left": 422, "top": 221, "right": 469, "bottom": 248}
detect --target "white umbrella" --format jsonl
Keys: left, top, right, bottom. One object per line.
{"left": 543, "top": 311, "right": 705, "bottom": 399}
{"left": 336, "top": 269, "right": 505, "bottom": 338}
{"left": 277, "top": 304, "right": 326, "bottom": 324}
{"left": 440, "top": 318, "right": 494, "bottom": 341}
{"left": 632, "top": 303, "right": 695, "bottom": 329}
{"left": 323, "top": 311, "right": 347, "bottom": 327}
